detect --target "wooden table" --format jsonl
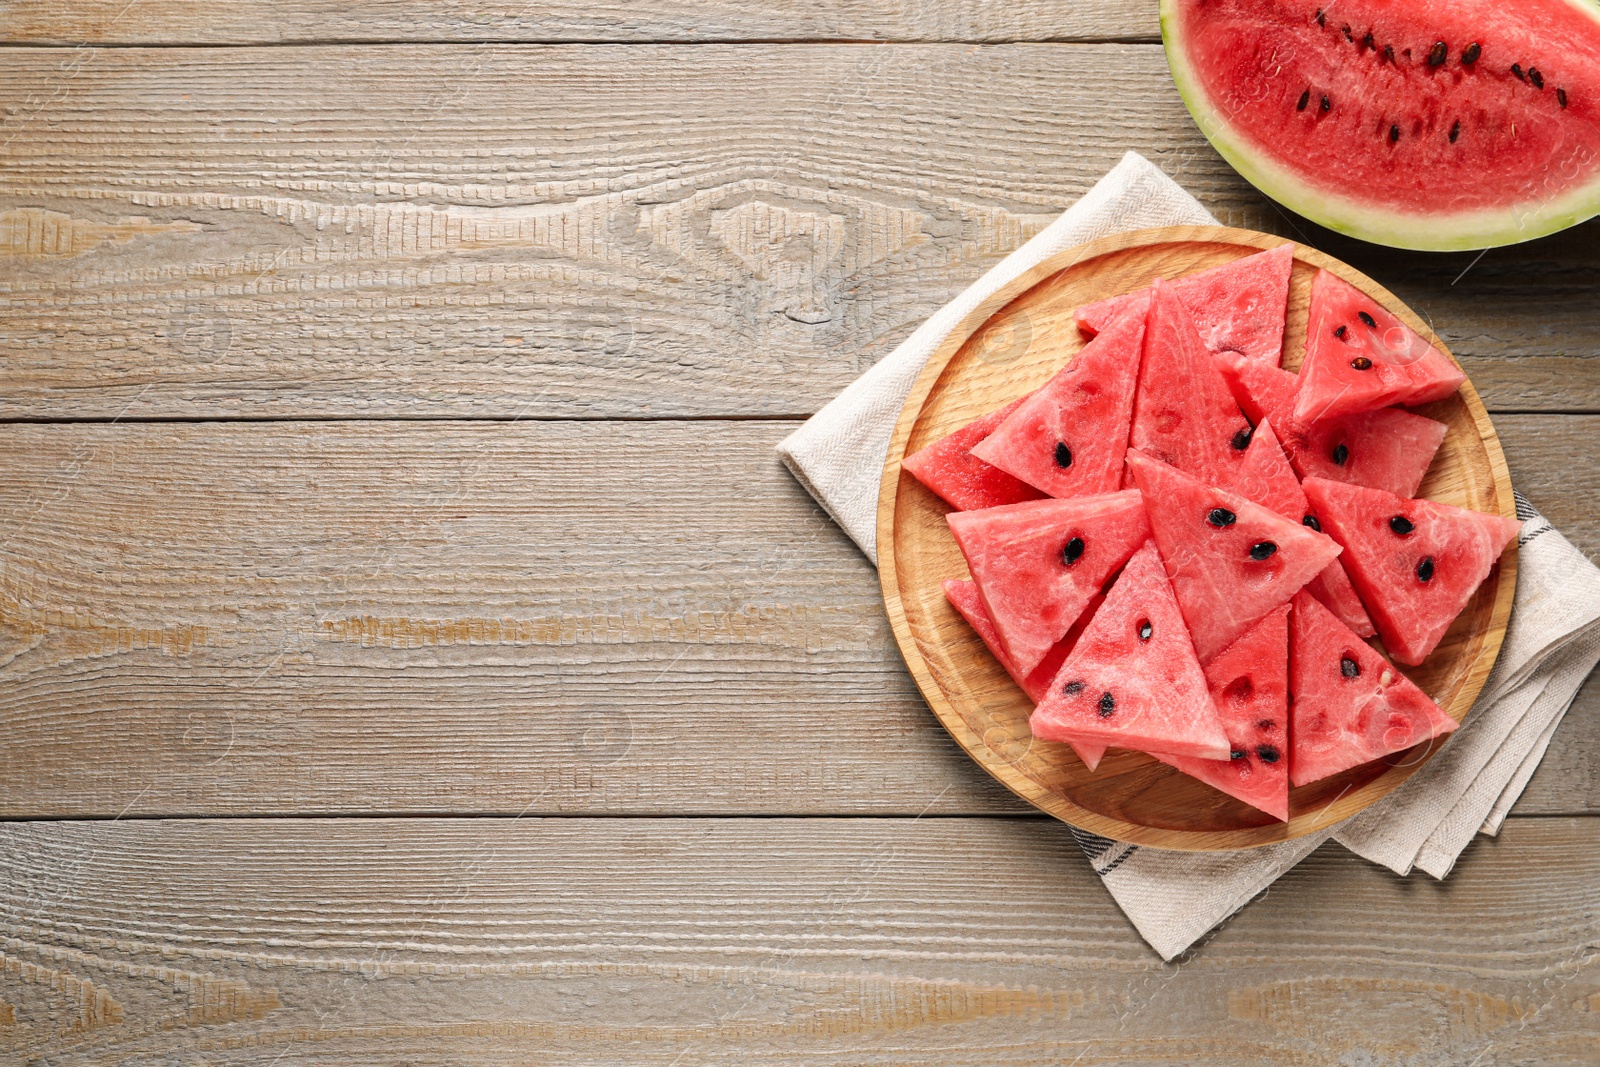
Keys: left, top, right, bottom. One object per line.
{"left": 1, "top": 4, "right": 1595, "bottom": 1063}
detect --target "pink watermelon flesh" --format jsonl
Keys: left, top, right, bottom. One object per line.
{"left": 1294, "top": 270, "right": 1467, "bottom": 424}
{"left": 947, "top": 491, "right": 1152, "bottom": 675}
{"left": 1076, "top": 244, "right": 1294, "bottom": 367}
{"left": 1230, "top": 420, "right": 1376, "bottom": 638}
{"left": 1218, "top": 354, "right": 1448, "bottom": 497}
{"left": 1302, "top": 478, "right": 1521, "bottom": 665}
{"left": 1128, "top": 277, "right": 1254, "bottom": 489}
{"left": 1154, "top": 603, "right": 1290, "bottom": 820}
{"left": 970, "top": 311, "right": 1145, "bottom": 499}
{"left": 1127, "top": 449, "right": 1342, "bottom": 663}
{"left": 1031, "top": 540, "right": 1231, "bottom": 761}
{"left": 943, "top": 579, "right": 1108, "bottom": 770}
{"left": 902, "top": 395, "right": 1045, "bottom": 511}
{"left": 1164, "top": 0, "right": 1600, "bottom": 250}
{"left": 1289, "top": 591, "right": 1458, "bottom": 788}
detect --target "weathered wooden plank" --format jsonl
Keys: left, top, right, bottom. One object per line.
{"left": 0, "top": 0, "right": 1161, "bottom": 44}
{"left": 0, "top": 43, "right": 1595, "bottom": 420}
{"left": 1, "top": 418, "right": 1593, "bottom": 819}
{"left": 0, "top": 816, "right": 1594, "bottom": 1064}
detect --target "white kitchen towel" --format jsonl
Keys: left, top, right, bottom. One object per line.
{"left": 776, "top": 152, "right": 1600, "bottom": 959}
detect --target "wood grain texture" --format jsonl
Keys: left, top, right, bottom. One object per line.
{"left": 0, "top": 0, "right": 1160, "bottom": 44}
{"left": 879, "top": 227, "right": 1516, "bottom": 849}
{"left": 0, "top": 816, "right": 1594, "bottom": 1064}
{"left": 0, "top": 43, "right": 1596, "bottom": 420}
{"left": 0, "top": 416, "right": 1591, "bottom": 820}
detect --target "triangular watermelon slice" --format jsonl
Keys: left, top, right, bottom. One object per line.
{"left": 1289, "top": 592, "right": 1459, "bottom": 788}
{"left": 1077, "top": 244, "right": 1293, "bottom": 368}
{"left": 946, "top": 490, "right": 1151, "bottom": 675}
{"left": 1153, "top": 603, "right": 1290, "bottom": 821}
{"left": 902, "top": 395, "right": 1045, "bottom": 511}
{"left": 1127, "top": 278, "right": 1254, "bottom": 488}
{"left": 1217, "top": 355, "right": 1447, "bottom": 498}
{"left": 1031, "top": 540, "right": 1230, "bottom": 761}
{"left": 970, "top": 311, "right": 1144, "bottom": 498}
{"left": 1301, "top": 479, "right": 1522, "bottom": 666}
{"left": 943, "top": 579, "right": 1108, "bottom": 771}
{"left": 1293, "top": 269, "right": 1467, "bottom": 424}
{"left": 1230, "top": 420, "right": 1375, "bottom": 638}
{"left": 1126, "top": 449, "right": 1341, "bottom": 663}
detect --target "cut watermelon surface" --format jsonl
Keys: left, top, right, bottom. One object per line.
{"left": 1154, "top": 603, "right": 1290, "bottom": 820}
{"left": 902, "top": 395, "right": 1045, "bottom": 511}
{"left": 1127, "top": 449, "right": 1342, "bottom": 662}
{"left": 1302, "top": 479, "right": 1521, "bottom": 665}
{"left": 1031, "top": 541, "right": 1231, "bottom": 761}
{"left": 1128, "top": 278, "right": 1255, "bottom": 488}
{"left": 1230, "top": 420, "right": 1376, "bottom": 638}
{"left": 1289, "top": 592, "right": 1458, "bottom": 787}
{"left": 947, "top": 491, "right": 1151, "bottom": 675}
{"left": 1076, "top": 244, "right": 1294, "bottom": 367}
{"left": 1294, "top": 270, "right": 1467, "bottom": 424}
{"left": 1218, "top": 352, "right": 1447, "bottom": 497}
{"left": 1162, "top": 0, "right": 1600, "bottom": 250}
{"left": 970, "top": 311, "right": 1145, "bottom": 499}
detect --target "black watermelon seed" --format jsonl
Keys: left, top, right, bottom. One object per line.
{"left": 1316, "top": 8, "right": 1325, "bottom": 27}
{"left": 1512, "top": 63, "right": 1525, "bottom": 81}
{"left": 1390, "top": 515, "right": 1416, "bottom": 535}
{"left": 1334, "top": 324, "right": 1348, "bottom": 339}
{"left": 1062, "top": 536, "right": 1085, "bottom": 566}
{"left": 1417, "top": 556, "right": 1436, "bottom": 582}
{"left": 1208, "top": 507, "right": 1237, "bottom": 528}
{"left": 1340, "top": 655, "right": 1361, "bottom": 678}
{"left": 1530, "top": 67, "right": 1544, "bottom": 89}
{"left": 1297, "top": 88, "right": 1311, "bottom": 111}
{"left": 1361, "top": 31, "right": 1374, "bottom": 50}
{"left": 1462, "top": 42, "right": 1481, "bottom": 65}
{"left": 1383, "top": 44, "right": 1395, "bottom": 64}
{"left": 1351, "top": 356, "right": 1373, "bottom": 370}
{"left": 1230, "top": 748, "right": 1248, "bottom": 761}
{"left": 1063, "top": 680, "right": 1085, "bottom": 695}
{"left": 1427, "top": 41, "right": 1447, "bottom": 67}
{"left": 1450, "top": 119, "right": 1461, "bottom": 143}
{"left": 1257, "top": 718, "right": 1275, "bottom": 730}
{"left": 1098, "top": 691, "right": 1116, "bottom": 717}
{"left": 1321, "top": 94, "right": 1332, "bottom": 112}
{"left": 1232, "top": 427, "right": 1253, "bottom": 450}
{"left": 1303, "top": 513, "right": 1322, "bottom": 532}
{"left": 1256, "top": 744, "right": 1281, "bottom": 764}
{"left": 1054, "top": 441, "right": 1073, "bottom": 469}
{"left": 1249, "top": 541, "right": 1278, "bottom": 560}
{"left": 1358, "top": 310, "right": 1377, "bottom": 328}
{"left": 1558, "top": 87, "right": 1568, "bottom": 108}
{"left": 1138, "top": 620, "right": 1153, "bottom": 642}
{"left": 1341, "top": 24, "right": 1352, "bottom": 42}
{"left": 1389, "top": 124, "right": 1401, "bottom": 144}
{"left": 1332, "top": 443, "right": 1350, "bottom": 466}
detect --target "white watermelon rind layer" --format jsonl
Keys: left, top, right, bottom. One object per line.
{"left": 1160, "top": 0, "right": 1600, "bottom": 251}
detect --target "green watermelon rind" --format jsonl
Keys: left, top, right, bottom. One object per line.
{"left": 1160, "top": 0, "right": 1600, "bottom": 251}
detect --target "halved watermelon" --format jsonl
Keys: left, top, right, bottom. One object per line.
{"left": 1162, "top": 0, "right": 1600, "bottom": 251}
{"left": 1076, "top": 244, "right": 1294, "bottom": 367}
{"left": 1230, "top": 420, "right": 1376, "bottom": 637}
{"left": 943, "top": 579, "right": 1109, "bottom": 770}
{"left": 1031, "top": 541, "right": 1231, "bottom": 760}
{"left": 1289, "top": 592, "right": 1459, "bottom": 787}
{"left": 1126, "top": 449, "right": 1342, "bottom": 662}
{"left": 1154, "top": 603, "right": 1290, "bottom": 820}
{"left": 947, "top": 491, "right": 1151, "bottom": 675}
{"left": 970, "top": 310, "right": 1144, "bottom": 498}
{"left": 1128, "top": 278, "right": 1254, "bottom": 488}
{"left": 1218, "top": 354, "right": 1447, "bottom": 497}
{"left": 1293, "top": 270, "right": 1467, "bottom": 424}
{"left": 902, "top": 395, "right": 1045, "bottom": 511}
{"left": 1302, "top": 478, "right": 1521, "bottom": 664}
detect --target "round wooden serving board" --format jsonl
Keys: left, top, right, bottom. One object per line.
{"left": 877, "top": 226, "right": 1518, "bottom": 851}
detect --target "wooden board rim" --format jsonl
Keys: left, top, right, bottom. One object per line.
{"left": 877, "top": 224, "right": 1518, "bottom": 851}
